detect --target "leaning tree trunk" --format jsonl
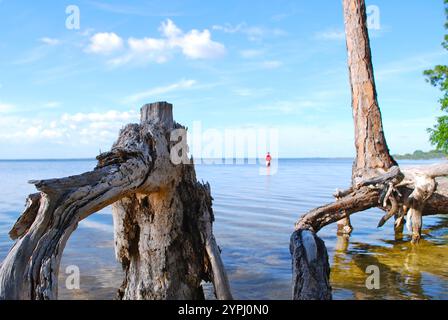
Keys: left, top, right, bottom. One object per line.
{"left": 291, "top": 0, "right": 448, "bottom": 300}
{"left": 0, "top": 102, "right": 232, "bottom": 300}
{"left": 344, "top": 0, "right": 397, "bottom": 183}
{"left": 338, "top": 0, "right": 398, "bottom": 235}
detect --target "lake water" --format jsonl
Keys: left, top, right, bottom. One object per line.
{"left": 0, "top": 158, "right": 447, "bottom": 300}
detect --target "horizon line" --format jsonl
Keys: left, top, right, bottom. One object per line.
{"left": 0, "top": 157, "right": 358, "bottom": 162}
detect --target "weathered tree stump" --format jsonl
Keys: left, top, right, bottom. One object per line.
{"left": 0, "top": 102, "right": 232, "bottom": 300}
{"left": 290, "top": 230, "right": 332, "bottom": 300}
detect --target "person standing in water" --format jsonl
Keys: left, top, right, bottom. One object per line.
{"left": 266, "top": 152, "right": 272, "bottom": 167}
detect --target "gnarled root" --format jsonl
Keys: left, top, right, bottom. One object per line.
{"left": 371, "top": 164, "right": 448, "bottom": 243}
{"left": 292, "top": 164, "right": 448, "bottom": 299}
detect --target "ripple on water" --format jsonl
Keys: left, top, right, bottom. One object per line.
{"left": 0, "top": 159, "right": 447, "bottom": 300}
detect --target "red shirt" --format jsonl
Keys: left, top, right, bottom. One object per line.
{"left": 266, "top": 154, "right": 272, "bottom": 161}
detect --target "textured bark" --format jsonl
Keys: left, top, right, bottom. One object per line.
{"left": 290, "top": 230, "right": 332, "bottom": 300}
{"left": 295, "top": 167, "right": 403, "bottom": 233}
{"left": 0, "top": 102, "right": 232, "bottom": 300}
{"left": 343, "top": 0, "right": 397, "bottom": 184}
{"left": 113, "top": 167, "right": 232, "bottom": 300}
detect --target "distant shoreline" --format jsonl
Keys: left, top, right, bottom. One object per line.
{"left": 393, "top": 150, "right": 447, "bottom": 160}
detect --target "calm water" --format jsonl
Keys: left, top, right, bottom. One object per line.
{"left": 0, "top": 158, "right": 447, "bottom": 300}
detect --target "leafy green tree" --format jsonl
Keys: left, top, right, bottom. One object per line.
{"left": 425, "top": 0, "right": 448, "bottom": 153}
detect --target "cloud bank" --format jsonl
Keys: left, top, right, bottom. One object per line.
{"left": 86, "top": 19, "right": 226, "bottom": 65}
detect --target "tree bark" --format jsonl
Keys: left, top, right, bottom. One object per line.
{"left": 0, "top": 102, "right": 232, "bottom": 300}
{"left": 336, "top": 0, "right": 398, "bottom": 235}
{"left": 343, "top": 0, "right": 397, "bottom": 184}
{"left": 290, "top": 230, "right": 332, "bottom": 300}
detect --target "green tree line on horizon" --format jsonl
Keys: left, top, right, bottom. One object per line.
{"left": 393, "top": 149, "right": 447, "bottom": 160}
{"left": 425, "top": 0, "right": 448, "bottom": 153}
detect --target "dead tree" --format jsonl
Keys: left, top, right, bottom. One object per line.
{"left": 291, "top": 0, "right": 448, "bottom": 300}
{"left": 0, "top": 102, "right": 232, "bottom": 300}
{"left": 337, "top": 0, "right": 397, "bottom": 236}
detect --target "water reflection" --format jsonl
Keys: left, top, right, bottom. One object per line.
{"left": 2, "top": 159, "right": 447, "bottom": 300}
{"left": 330, "top": 216, "right": 448, "bottom": 300}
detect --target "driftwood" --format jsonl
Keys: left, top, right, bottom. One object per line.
{"left": 292, "top": 0, "right": 448, "bottom": 300}
{"left": 0, "top": 102, "right": 232, "bottom": 300}
{"left": 295, "top": 165, "right": 448, "bottom": 236}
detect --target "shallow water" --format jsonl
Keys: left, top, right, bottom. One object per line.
{"left": 0, "top": 158, "right": 446, "bottom": 300}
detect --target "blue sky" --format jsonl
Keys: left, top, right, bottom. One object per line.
{"left": 0, "top": 0, "right": 446, "bottom": 159}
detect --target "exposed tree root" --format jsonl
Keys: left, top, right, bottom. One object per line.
{"left": 292, "top": 164, "right": 448, "bottom": 299}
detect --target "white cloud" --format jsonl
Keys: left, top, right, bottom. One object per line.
{"left": 234, "top": 88, "right": 255, "bottom": 97}
{"left": 79, "top": 220, "right": 113, "bottom": 233}
{"left": 159, "top": 19, "right": 183, "bottom": 38}
{"left": 212, "top": 24, "right": 244, "bottom": 34}
{"left": 86, "top": 32, "right": 124, "bottom": 55}
{"left": 61, "top": 110, "right": 137, "bottom": 123}
{"left": 90, "top": 19, "right": 225, "bottom": 65}
{"left": 39, "top": 37, "right": 61, "bottom": 46}
{"left": 376, "top": 51, "right": 446, "bottom": 80}
{"left": 125, "top": 79, "right": 197, "bottom": 103}
{"left": 121, "top": 37, "right": 170, "bottom": 64}
{"left": 212, "top": 23, "right": 286, "bottom": 42}
{"left": 88, "top": 1, "right": 183, "bottom": 17}
{"left": 13, "top": 46, "right": 48, "bottom": 65}
{"left": 257, "top": 100, "right": 317, "bottom": 115}
{"left": 79, "top": 28, "right": 95, "bottom": 37}
{"left": 0, "top": 102, "right": 15, "bottom": 113}
{"left": 0, "top": 101, "right": 62, "bottom": 114}
{"left": 254, "top": 89, "right": 348, "bottom": 115}
{"left": 181, "top": 29, "right": 226, "bottom": 59}
{"left": 0, "top": 110, "right": 139, "bottom": 146}
{"left": 315, "top": 29, "right": 346, "bottom": 41}
{"left": 271, "top": 12, "right": 296, "bottom": 22}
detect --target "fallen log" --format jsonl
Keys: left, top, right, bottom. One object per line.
{"left": 0, "top": 102, "right": 232, "bottom": 300}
